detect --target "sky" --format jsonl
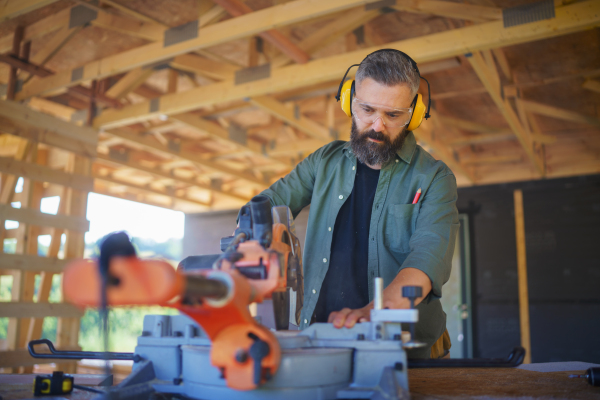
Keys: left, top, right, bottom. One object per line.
{"left": 7, "top": 178, "right": 185, "bottom": 244}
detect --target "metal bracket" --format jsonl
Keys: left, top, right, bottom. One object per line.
{"left": 503, "top": 0, "right": 555, "bottom": 28}
{"left": 235, "top": 64, "right": 271, "bottom": 85}
{"left": 69, "top": 1, "right": 98, "bottom": 29}
{"left": 164, "top": 20, "right": 199, "bottom": 47}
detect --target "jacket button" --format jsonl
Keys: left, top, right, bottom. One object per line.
{"left": 328, "top": 227, "right": 332, "bottom": 231}
{"left": 312, "top": 289, "right": 316, "bottom": 294}
{"left": 339, "top": 195, "right": 343, "bottom": 199}
{"left": 352, "top": 166, "right": 356, "bottom": 170}
{"left": 323, "top": 258, "right": 327, "bottom": 263}
{"left": 304, "top": 319, "right": 308, "bottom": 324}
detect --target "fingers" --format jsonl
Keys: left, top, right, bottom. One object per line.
{"left": 343, "top": 309, "right": 368, "bottom": 329}
{"left": 329, "top": 308, "right": 371, "bottom": 329}
{"left": 329, "top": 308, "right": 352, "bottom": 328}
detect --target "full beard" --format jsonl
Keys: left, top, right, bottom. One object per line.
{"left": 350, "top": 118, "right": 408, "bottom": 167}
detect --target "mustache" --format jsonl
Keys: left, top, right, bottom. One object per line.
{"left": 358, "top": 130, "right": 388, "bottom": 143}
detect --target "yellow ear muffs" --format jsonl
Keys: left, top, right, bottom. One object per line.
{"left": 339, "top": 79, "right": 355, "bottom": 117}
{"left": 407, "top": 93, "right": 426, "bottom": 131}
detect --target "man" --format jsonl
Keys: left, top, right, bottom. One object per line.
{"left": 246, "top": 50, "right": 458, "bottom": 358}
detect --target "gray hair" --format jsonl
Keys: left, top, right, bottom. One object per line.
{"left": 355, "top": 50, "right": 420, "bottom": 97}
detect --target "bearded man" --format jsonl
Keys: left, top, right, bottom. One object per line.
{"left": 243, "top": 50, "right": 458, "bottom": 358}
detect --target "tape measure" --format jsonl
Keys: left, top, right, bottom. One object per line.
{"left": 33, "top": 371, "right": 73, "bottom": 396}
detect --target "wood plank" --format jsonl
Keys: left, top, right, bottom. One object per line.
{"left": 15, "top": 0, "right": 383, "bottom": 100}
{"left": 582, "top": 79, "right": 600, "bottom": 94}
{"left": 249, "top": 96, "right": 330, "bottom": 141}
{"left": 93, "top": 173, "right": 211, "bottom": 207}
{"left": 104, "top": 128, "right": 268, "bottom": 186}
{"left": 513, "top": 189, "right": 532, "bottom": 364}
{"left": 0, "top": 302, "right": 83, "bottom": 319}
{"left": 171, "top": 54, "right": 237, "bottom": 81}
{"left": 0, "top": 100, "right": 97, "bottom": 145}
{"left": 518, "top": 98, "right": 600, "bottom": 128}
{"left": 393, "top": 0, "right": 502, "bottom": 23}
{"left": 0, "top": 157, "right": 94, "bottom": 192}
{"left": 0, "top": 117, "right": 96, "bottom": 158}
{"left": 93, "top": 0, "right": 600, "bottom": 129}
{"left": 0, "top": 0, "right": 59, "bottom": 22}
{"left": 0, "top": 203, "right": 89, "bottom": 232}
{"left": 461, "top": 154, "right": 522, "bottom": 165}
{"left": 271, "top": 8, "right": 382, "bottom": 68}
{"left": 105, "top": 68, "right": 154, "bottom": 100}
{"left": 0, "top": 7, "right": 71, "bottom": 54}
{"left": 169, "top": 113, "right": 290, "bottom": 168}
{"left": 95, "top": 153, "right": 251, "bottom": 201}
{"left": 447, "top": 132, "right": 515, "bottom": 146}
{"left": 90, "top": 11, "right": 163, "bottom": 41}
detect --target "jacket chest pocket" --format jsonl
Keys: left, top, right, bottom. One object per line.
{"left": 383, "top": 204, "right": 419, "bottom": 254}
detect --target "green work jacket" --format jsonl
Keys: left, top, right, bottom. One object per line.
{"left": 257, "top": 132, "right": 459, "bottom": 358}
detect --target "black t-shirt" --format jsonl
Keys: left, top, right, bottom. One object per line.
{"left": 314, "top": 160, "right": 381, "bottom": 322}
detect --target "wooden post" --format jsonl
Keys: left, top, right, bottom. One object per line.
{"left": 513, "top": 189, "right": 532, "bottom": 364}
{"left": 7, "top": 26, "right": 24, "bottom": 100}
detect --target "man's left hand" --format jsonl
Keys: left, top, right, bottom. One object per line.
{"left": 328, "top": 306, "right": 371, "bottom": 329}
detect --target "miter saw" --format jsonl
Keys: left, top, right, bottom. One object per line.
{"left": 28, "top": 195, "right": 525, "bottom": 400}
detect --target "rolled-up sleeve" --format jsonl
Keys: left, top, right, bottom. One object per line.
{"left": 400, "top": 172, "right": 459, "bottom": 301}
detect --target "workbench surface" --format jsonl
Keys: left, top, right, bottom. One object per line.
{"left": 1, "top": 368, "right": 598, "bottom": 399}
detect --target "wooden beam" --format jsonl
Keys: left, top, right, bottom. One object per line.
{"left": 513, "top": 189, "right": 532, "bottom": 364}
{"left": 0, "top": 157, "right": 94, "bottom": 192}
{"left": 0, "top": 204, "right": 89, "bottom": 232}
{"left": 446, "top": 132, "right": 516, "bottom": 146}
{"left": 0, "top": 253, "right": 68, "bottom": 273}
{"left": 467, "top": 51, "right": 545, "bottom": 175}
{"left": 0, "top": 0, "right": 60, "bottom": 22}
{"left": 171, "top": 53, "right": 237, "bottom": 81}
{"left": 169, "top": 113, "right": 290, "bottom": 168}
{"left": 212, "top": 0, "right": 310, "bottom": 64}
{"left": 0, "top": 54, "right": 53, "bottom": 77}
{"left": 0, "top": 100, "right": 97, "bottom": 146}
{"left": 0, "top": 116, "right": 96, "bottom": 157}
{"left": 392, "top": 0, "right": 502, "bottom": 22}
{"left": 93, "top": 0, "right": 600, "bottom": 129}
{"left": 104, "top": 128, "right": 267, "bottom": 186}
{"left": 95, "top": 153, "right": 250, "bottom": 202}
{"left": 6, "top": 26, "right": 24, "bottom": 101}
{"left": 249, "top": 96, "right": 330, "bottom": 141}
{"left": 0, "top": 302, "right": 83, "bottom": 319}
{"left": 93, "top": 173, "right": 211, "bottom": 208}
{"left": 105, "top": 68, "right": 154, "bottom": 100}
{"left": 15, "top": 0, "right": 382, "bottom": 100}
{"left": 517, "top": 98, "right": 600, "bottom": 128}
{"left": 0, "top": 7, "right": 71, "bottom": 54}
{"left": 582, "top": 79, "right": 600, "bottom": 94}
{"left": 271, "top": 8, "right": 382, "bottom": 68}
{"left": 89, "top": 11, "right": 163, "bottom": 41}
{"left": 437, "top": 115, "right": 510, "bottom": 134}
{"left": 461, "top": 154, "right": 522, "bottom": 165}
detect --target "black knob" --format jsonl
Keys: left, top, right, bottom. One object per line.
{"left": 248, "top": 332, "right": 271, "bottom": 385}
{"left": 402, "top": 286, "right": 422, "bottom": 305}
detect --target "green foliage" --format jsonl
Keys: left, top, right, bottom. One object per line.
{"left": 0, "top": 235, "right": 183, "bottom": 352}
{"left": 79, "top": 307, "right": 179, "bottom": 352}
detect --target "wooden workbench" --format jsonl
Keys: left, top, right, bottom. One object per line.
{"left": 409, "top": 368, "right": 600, "bottom": 399}
{"left": 0, "top": 368, "right": 598, "bottom": 399}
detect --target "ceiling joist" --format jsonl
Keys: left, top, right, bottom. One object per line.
{"left": 92, "top": 0, "right": 600, "bottom": 129}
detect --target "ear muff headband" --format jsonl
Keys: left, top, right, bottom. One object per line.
{"left": 335, "top": 49, "right": 431, "bottom": 130}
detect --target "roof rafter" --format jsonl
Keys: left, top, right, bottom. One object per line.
{"left": 15, "top": 0, "right": 383, "bottom": 100}
{"left": 92, "top": 0, "right": 600, "bottom": 129}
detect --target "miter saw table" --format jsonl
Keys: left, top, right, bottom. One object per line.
{"left": 24, "top": 196, "right": 525, "bottom": 400}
